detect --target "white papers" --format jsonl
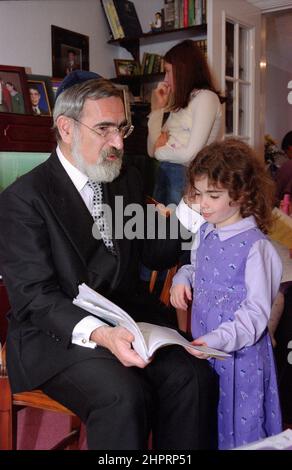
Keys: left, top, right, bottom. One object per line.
{"left": 235, "top": 429, "right": 292, "bottom": 450}
{"left": 73, "top": 284, "right": 230, "bottom": 362}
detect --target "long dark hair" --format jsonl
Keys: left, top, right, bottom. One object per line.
{"left": 164, "top": 39, "right": 218, "bottom": 111}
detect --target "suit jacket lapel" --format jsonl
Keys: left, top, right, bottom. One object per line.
{"left": 43, "top": 151, "right": 99, "bottom": 264}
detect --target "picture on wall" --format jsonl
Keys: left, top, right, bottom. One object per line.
{"left": 51, "top": 25, "right": 89, "bottom": 78}
{"left": 0, "top": 65, "right": 31, "bottom": 114}
{"left": 114, "top": 59, "right": 140, "bottom": 77}
{"left": 27, "top": 75, "right": 55, "bottom": 116}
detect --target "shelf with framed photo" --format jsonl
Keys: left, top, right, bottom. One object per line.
{"left": 0, "top": 65, "right": 55, "bottom": 153}
{"left": 109, "top": 23, "right": 207, "bottom": 101}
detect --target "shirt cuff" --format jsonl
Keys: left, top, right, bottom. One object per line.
{"left": 199, "top": 331, "right": 226, "bottom": 351}
{"left": 172, "top": 270, "right": 192, "bottom": 288}
{"left": 72, "top": 315, "right": 107, "bottom": 349}
{"left": 176, "top": 199, "right": 205, "bottom": 233}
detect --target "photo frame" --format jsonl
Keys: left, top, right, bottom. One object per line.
{"left": 113, "top": 83, "right": 132, "bottom": 124}
{"left": 51, "top": 25, "right": 89, "bottom": 78}
{"left": 27, "top": 74, "right": 55, "bottom": 116}
{"left": 0, "top": 65, "right": 31, "bottom": 114}
{"left": 114, "top": 59, "right": 140, "bottom": 77}
{"left": 51, "top": 78, "right": 62, "bottom": 97}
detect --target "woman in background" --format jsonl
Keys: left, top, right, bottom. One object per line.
{"left": 147, "top": 39, "right": 223, "bottom": 206}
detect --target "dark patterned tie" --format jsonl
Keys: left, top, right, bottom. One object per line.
{"left": 87, "top": 180, "right": 116, "bottom": 255}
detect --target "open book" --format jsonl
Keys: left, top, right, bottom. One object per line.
{"left": 73, "top": 284, "right": 230, "bottom": 362}
{"left": 234, "top": 429, "right": 292, "bottom": 450}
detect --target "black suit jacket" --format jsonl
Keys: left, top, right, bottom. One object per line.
{"left": 0, "top": 151, "right": 186, "bottom": 392}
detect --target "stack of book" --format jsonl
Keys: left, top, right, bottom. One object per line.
{"left": 140, "top": 38, "right": 206, "bottom": 77}
{"left": 195, "top": 38, "right": 207, "bottom": 58}
{"left": 141, "top": 53, "right": 164, "bottom": 75}
{"left": 101, "top": 0, "right": 143, "bottom": 40}
{"left": 164, "top": 0, "right": 207, "bottom": 31}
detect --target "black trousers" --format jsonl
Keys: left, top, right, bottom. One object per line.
{"left": 41, "top": 346, "right": 218, "bottom": 450}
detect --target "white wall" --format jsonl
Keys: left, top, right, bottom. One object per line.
{"left": 0, "top": 0, "right": 203, "bottom": 76}
{"left": 265, "top": 10, "right": 292, "bottom": 144}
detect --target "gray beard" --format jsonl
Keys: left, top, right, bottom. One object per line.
{"left": 71, "top": 129, "right": 123, "bottom": 183}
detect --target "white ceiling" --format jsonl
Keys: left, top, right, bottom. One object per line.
{"left": 246, "top": 0, "right": 292, "bottom": 11}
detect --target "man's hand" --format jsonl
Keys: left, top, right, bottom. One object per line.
{"left": 90, "top": 325, "right": 149, "bottom": 368}
{"left": 170, "top": 284, "right": 192, "bottom": 310}
{"left": 151, "top": 81, "right": 171, "bottom": 110}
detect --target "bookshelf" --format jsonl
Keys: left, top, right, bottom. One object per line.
{"left": 109, "top": 23, "right": 207, "bottom": 99}
{"left": 108, "top": 24, "right": 207, "bottom": 62}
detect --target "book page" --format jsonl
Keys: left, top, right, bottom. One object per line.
{"left": 234, "top": 429, "right": 292, "bottom": 450}
{"left": 73, "top": 284, "right": 149, "bottom": 361}
{"left": 73, "top": 284, "right": 230, "bottom": 361}
{"left": 137, "top": 323, "right": 230, "bottom": 359}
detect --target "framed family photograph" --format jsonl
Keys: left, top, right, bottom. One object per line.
{"left": 27, "top": 74, "right": 55, "bottom": 116}
{"left": 0, "top": 65, "right": 31, "bottom": 114}
{"left": 114, "top": 59, "right": 140, "bottom": 77}
{"left": 51, "top": 25, "right": 89, "bottom": 78}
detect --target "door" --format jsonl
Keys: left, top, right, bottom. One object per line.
{"left": 207, "top": 0, "right": 262, "bottom": 152}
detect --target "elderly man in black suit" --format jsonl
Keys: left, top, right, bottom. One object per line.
{"left": 0, "top": 71, "right": 218, "bottom": 450}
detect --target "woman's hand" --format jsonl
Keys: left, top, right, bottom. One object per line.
{"left": 170, "top": 284, "right": 192, "bottom": 310}
{"left": 151, "top": 81, "right": 171, "bottom": 110}
{"left": 154, "top": 131, "right": 169, "bottom": 151}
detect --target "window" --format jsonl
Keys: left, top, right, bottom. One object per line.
{"left": 223, "top": 19, "right": 253, "bottom": 142}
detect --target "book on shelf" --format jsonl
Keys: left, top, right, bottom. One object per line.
{"left": 164, "top": 0, "right": 175, "bottom": 30}
{"left": 112, "top": 0, "right": 143, "bottom": 38}
{"left": 73, "top": 283, "right": 231, "bottom": 362}
{"left": 101, "top": 0, "right": 125, "bottom": 40}
{"left": 164, "top": 0, "right": 206, "bottom": 31}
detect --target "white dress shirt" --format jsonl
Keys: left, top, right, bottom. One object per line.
{"left": 57, "top": 147, "right": 107, "bottom": 349}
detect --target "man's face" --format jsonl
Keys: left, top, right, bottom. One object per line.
{"left": 68, "top": 52, "right": 75, "bottom": 62}
{"left": 70, "top": 96, "right": 125, "bottom": 182}
{"left": 30, "top": 88, "right": 40, "bottom": 106}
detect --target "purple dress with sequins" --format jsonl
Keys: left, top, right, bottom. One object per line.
{"left": 191, "top": 224, "right": 282, "bottom": 449}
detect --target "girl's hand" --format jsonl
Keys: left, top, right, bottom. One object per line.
{"left": 154, "top": 131, "right": 169, "bottom": 151}
{"left": 170, "top": 284, "right": 192, "bottom": 310}
{"left": 151, "top": 81, "right": 171, "bottom": 110}
{"left": 156, "top": 203, "right": 172, "bottom": 217}
{"left": 186, "top": 338, "right": 210, "bottom": 360}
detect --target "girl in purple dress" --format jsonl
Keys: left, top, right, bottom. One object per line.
{"left": 171, "top": 139, "right": 283, "bottom": 449}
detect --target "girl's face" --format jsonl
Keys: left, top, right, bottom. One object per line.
{"left": 192, "top": 176, "right": 242, "bottom": 228}
{"left": 164, "top": 61, "right": 174, "bottom": 92}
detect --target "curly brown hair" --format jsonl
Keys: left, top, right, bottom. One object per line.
{"left": 187, "top": 139, "right": 276, "bottom": 233}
